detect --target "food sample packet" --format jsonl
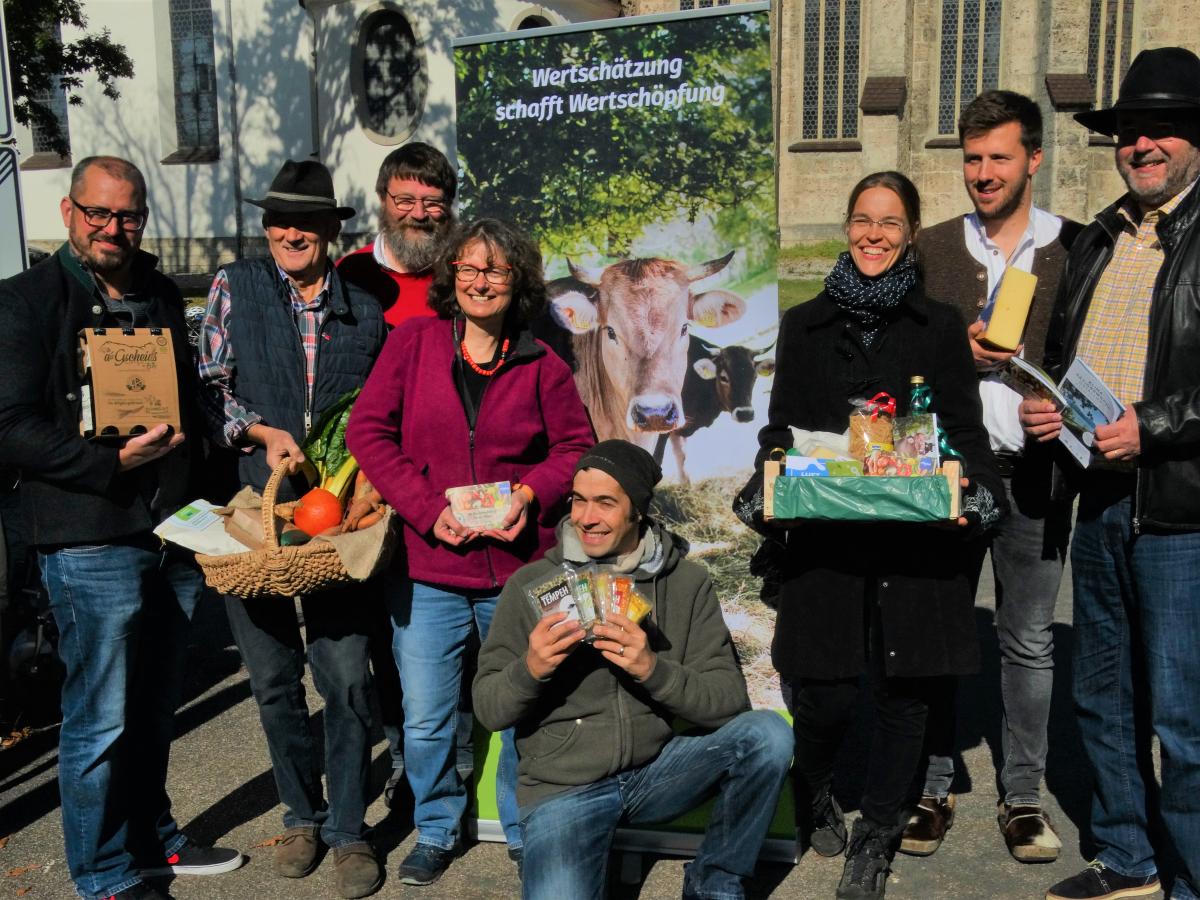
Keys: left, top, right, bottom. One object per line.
{"left": 445, "top": 480, "right": 512, "bottom": 529}
{"left": 592, "top": 571, "right": 613, "bottom": 624}
{"left": 563, "top": 564, "right": 597, "bottom": 633}
{"left": 524, "top": 570, "right": 581, "bottom": 627}
{"left": 609, "top": 575, "right": 633, "bottom": 619}
{"left": 626, "top": 590, "right": 652, "bottom": 626}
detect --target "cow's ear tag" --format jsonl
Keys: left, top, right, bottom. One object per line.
{"left": 548, "top": 290, "right": 600, "bottom": 334}
{"left": 693, "top": 358, "right": 718, "bottom": 379}
{"left": 754, "top": 358, "right": 776, "bottom": 377}
{"left": 689, "top": 289, "right": 747, "bottom": 329}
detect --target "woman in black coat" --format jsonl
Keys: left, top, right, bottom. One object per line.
{"left": 757, "top": 172, "right": 1004, "bottom": 899}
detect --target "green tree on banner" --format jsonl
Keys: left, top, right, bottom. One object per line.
{"left": 456, "top": 14, "right": 773, "bottom": 267}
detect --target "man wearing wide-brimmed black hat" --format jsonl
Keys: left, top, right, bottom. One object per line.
{"left": 1020, "top": 46, "right": 1200, "bottom": 900}
{"left": 197, "top": 160, "right": 387, "bottom": 898}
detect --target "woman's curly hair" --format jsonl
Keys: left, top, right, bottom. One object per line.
{"left": 428, "top": 218, "right": 547, "bottom": 327}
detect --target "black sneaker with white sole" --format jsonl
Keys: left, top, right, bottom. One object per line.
{"left": 396, "top": 843, "right": 457, "bottom": 886}
{"left": 139, "top": 839, "right": 245, "bottom": 877}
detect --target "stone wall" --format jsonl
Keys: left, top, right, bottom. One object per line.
{"left": 629, "top": 0, "right": 1199, "bottom": 244}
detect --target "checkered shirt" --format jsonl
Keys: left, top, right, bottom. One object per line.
{"left": 198, "top": 263, "right": 331, "bottom": 448}
{"left": 1074, "top": 182, "right": 1195, "bottom": 408}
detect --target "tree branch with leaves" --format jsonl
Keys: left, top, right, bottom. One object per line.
{"left": 4, "top": 0, "right": 134, "bottom": 156}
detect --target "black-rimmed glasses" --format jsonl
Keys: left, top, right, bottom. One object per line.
{"left": 69, "top": 196, "right": 148, "bottom": 231}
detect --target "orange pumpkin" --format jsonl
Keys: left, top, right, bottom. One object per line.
{"left": 293, "top": 488, "right": 344, "bottom": 537}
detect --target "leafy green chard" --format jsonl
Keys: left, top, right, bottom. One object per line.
{"left": 300, "top": 388, "right": 361, "bottom": 501}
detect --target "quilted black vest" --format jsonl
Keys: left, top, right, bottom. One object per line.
{"left": 222, "top": 257, "right": 384, "bottom": 496}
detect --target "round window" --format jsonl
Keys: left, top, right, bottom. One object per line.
{"left": 353, "top": 8, "right": 426, "bottom": 142}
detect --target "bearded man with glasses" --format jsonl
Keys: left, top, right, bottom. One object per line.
{"left": 0, "top": 155, "right": 244, "bottom": 900}
{"left": 337, "top": 142, "right": 457, "bottom": 329}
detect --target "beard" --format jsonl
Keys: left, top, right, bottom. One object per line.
{"left": 1118, "top": 150, "right": 1200, "bottom": 210}
{"left": 383, "top": 215, "right": 453, "bottom": 273}
{"left": 971, "top": 172, "right": 1029, "bottom": 222}
{"left": 72, "top": 229, "right": 137, "bottom": 274}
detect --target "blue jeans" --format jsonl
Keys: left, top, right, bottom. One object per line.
{"left": 923, "top": 470, "right": 1068, "bottom": 803}
{"left": 224, "top": 584, "right": 375, "bottom": 848}
{"left": 519, "top": 710, "right": 793, "bottom": 900}
{"left": 387, "top": 576, "right": 520, "bottom": 848}
{"left": 1072, "top": 485, "right": 1200, "bottom": 899}
{"left": 41, "top": 537, "right": 202, "bottom": 900}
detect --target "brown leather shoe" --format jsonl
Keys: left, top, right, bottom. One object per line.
{"left": 273, "top": 825, "right": 322, "bottom": 878}
{"left": 333, "top": 842, "right": 383, "bottom": 899}
{"left": 898, "top": 794, "right": 955, "bottom": 856}
{"left": 997, "top": 802, "right": 1061, "bottom": 863}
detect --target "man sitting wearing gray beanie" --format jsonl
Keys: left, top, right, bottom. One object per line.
{"left": 473, "top": 438, "right": 793, "bottom": 899}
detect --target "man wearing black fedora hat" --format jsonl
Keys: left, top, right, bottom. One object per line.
{"left": 197, "top": 160, "right": 387, "bottom": 898}
{"left": 1020, "top": 46, "right": 1200, "bottom": 900}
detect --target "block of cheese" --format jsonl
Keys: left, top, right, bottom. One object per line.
{"left": 980, "top": 268, "right": 1038, "bottom": 351}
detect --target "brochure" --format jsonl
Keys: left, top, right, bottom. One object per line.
{"left": 155, "top": 500, "right": 248, "bottom": 556}
{"left": 1000, "top": 357, "right": 1125, "bottom": 467}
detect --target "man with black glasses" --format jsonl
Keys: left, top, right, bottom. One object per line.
{"left": 0, "top": 155, "right": 244, "bottom": 900}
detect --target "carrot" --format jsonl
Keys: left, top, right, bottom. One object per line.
{"left": 353, "top": 469, "right": 373, "bottom": 500}
{"left": 355, "top": 510, "right": 383, "bottom": 531}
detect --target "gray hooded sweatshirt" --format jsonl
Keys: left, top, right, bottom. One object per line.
{"left": 472, "top": 517, "right": 751, "bottom": 810}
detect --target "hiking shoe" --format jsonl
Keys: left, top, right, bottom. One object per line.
{"left": 837, "top": 818, "right": 896, "bottom": 900}
{"left": 1045, "top": 861, "right": 1160, "bottom": 899}
{"left": 899, "top": 794, "right": 955, "bottom": 856}
{"left": 807, "top": 784, "right": 848, "bottom": 857}
{"left": 139, "top": 838, "right": 245, "bottom": 876}
{"left": 998, "top": 802, "right": 1062, "bottom": 863}
{"left": 109, "top": 884, "right": 172, "bottom": 900}
{"left": 508, "top": 845, "right": 523, "bottom": 880}
{"left": 396, "top": 843, "right": 456, "bottom": 886}
{"left": 273, "top": 825, "right": 323, "bottom": 878}
{"left": 333, "top": 842, "right": 383, "bottom": 899}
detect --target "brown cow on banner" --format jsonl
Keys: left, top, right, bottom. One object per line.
{"left": 547, "top": 252, "right": 746, "bottom": 448}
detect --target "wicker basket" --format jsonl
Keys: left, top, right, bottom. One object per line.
{"left": 196, "top": 460, "right": 387, "bottom": 598}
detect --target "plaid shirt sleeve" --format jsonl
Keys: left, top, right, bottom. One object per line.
{"left": 196, "top": 270, "right": 263, "bottom": 449}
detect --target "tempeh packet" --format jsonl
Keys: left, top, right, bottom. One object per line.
{"left": 523, "top": 564, "right": 597, "bottom": 634}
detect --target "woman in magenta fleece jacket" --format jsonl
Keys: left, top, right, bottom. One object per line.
{"left": 345, "top": 218, "right": 593, "bottom": 884}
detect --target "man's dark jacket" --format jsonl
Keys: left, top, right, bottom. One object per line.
{"left": 1044, "top": 182, "right": 1200, "bottom": 531}
{"left": 0, "top": 248, "right": 202, "bottom": 547}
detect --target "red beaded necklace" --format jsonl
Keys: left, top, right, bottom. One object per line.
{"left": 456, "top": 318, "right": 510, "bottom": 376}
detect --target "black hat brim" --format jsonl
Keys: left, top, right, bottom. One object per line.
{"left": 1075, "top": 98, "right": 1200, "bottom": 135}
{"left": 245, "top": 197, "right": 356, "bottom": 220}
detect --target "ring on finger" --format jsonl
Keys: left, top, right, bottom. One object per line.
{"left": 618, "top": 645, "right": 625, "bottom": 656}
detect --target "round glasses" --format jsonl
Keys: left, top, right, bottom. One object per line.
{"left": 451, "top": 263, "right": 513, "bottom": 284}
{"left": 847, "top": 215, "right": 906, "bottom": 237}
{"left": 386, "top": 192, "right": 448, "bottom": 216}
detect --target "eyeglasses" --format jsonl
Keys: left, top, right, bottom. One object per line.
{"left": 847, "top": 214, "right": 906, "bottom": 237}
{"left": 386, "top": 192, "right": 448, "bottom": 216}
{"left": 451, "top": 262, "right": 513, "bottom": 284}
{"left": 69, "top": 197, "right": 148, "bottom": 231}
{"left": 1115, "top": 118, "right": 1187, "bottom": 144}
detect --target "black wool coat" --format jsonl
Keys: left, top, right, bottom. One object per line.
{"left": 0, "top": 248, "right": 204, "bottom": 547}
{"left": 757, "top": 287, "right": 1004, "bottom": 680}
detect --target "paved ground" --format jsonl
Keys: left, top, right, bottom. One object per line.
{"left": 0, "top": 560, "right": 1170, "bottom": 900}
